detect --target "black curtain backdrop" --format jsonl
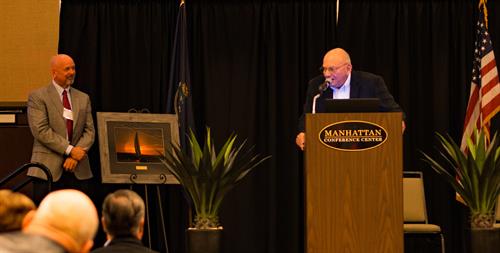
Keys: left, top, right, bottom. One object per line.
{"left": 58, "top": 1, "right": 183, "bottom": 252}
{"left": 338, "top": 1, "right": 475, "bottom": 252}
{"left": 187, "top": 1, "right": 338, "bottom": 252}
{"left": 57, "top": 0, "right": 500, "bottom": 253}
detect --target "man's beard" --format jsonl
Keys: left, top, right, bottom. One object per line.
{"left": 66, "top": 75, "right": 75, "bottom": 86}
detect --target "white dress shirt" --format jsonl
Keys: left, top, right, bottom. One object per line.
{"left": 330, "top": 73, "right": 351, "bottom": 99}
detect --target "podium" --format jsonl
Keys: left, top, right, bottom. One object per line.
{"left": 305, "top": 112, "right": 403, "bottom": 253}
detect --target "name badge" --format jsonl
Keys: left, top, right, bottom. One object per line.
{"left": 63, "top": 108, "right": 73, "bottom": 120}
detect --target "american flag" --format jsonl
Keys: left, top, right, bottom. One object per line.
{"left": 460, "top": 7, "right": 500, "bottom": 151}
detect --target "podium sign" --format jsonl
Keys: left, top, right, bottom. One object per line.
{"left": 305, "top": 112, "right": 403, "bottom": 253}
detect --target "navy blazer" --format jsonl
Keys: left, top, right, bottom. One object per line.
{"left": 297, "top": 70, "right": 403, "bottom": 132}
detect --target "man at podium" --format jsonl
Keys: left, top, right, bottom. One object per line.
{"left": 296, "top": 48, "right": 404, "bottom": 150}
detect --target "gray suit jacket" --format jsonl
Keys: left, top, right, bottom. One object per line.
{"left": 27, "top": 83, "right": 95, "bottom": 181}
{"left": 0, "top": 232, "right": 67, "bottom": 253}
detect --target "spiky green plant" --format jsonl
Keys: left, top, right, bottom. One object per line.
{"left": 421, "top": 129, "right": 500, "bottom": 229}
{"left": 160, "top": 128, "right": 270, "bottom": 229}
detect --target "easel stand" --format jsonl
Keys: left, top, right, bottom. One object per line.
{"left": 96, "top": 109, "right": 182, "bottom": 252}
{"left": 129, "top": 174, "right": 169, "bottom": 253}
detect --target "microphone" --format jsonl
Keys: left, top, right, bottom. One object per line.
{"left": 318, "top": 78, "right": 332, "bottom": 94}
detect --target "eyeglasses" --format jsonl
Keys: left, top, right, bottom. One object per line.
{"left": 319, "top": 63, "right": 348, "bottom": 74}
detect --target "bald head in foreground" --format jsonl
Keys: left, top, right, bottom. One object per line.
{"left": 0, "top": 189, "right": 99, "bottom": 253}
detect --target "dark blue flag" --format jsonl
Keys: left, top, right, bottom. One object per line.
{"left": 168, "top": 0, "right": 195, "bottom": 150}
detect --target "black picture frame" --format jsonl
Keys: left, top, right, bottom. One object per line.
{"left": 97, "top": 112, "right": 180, "bottom": 184}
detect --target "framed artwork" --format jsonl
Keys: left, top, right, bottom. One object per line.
{"left": 97, "top": 112, "right": 180, "bottom": 184}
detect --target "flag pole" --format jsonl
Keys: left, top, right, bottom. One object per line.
{"left": 479, "top": 0, "right": 488, "bottom": 28}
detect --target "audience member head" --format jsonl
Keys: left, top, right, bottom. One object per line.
{"left": 24, "top": 189, "right": 98, "bottom": 253}
{"left": 0, "top": 190, "right": 36, "bottom": 233}
{"left": 322, "top": 48, "right": 353, "bottom": 88}
{"left": 101, "top": 189, "right": 145, "bottom": 240}
{"left": 50, "top": 54, "right": 76, "bottom": 89}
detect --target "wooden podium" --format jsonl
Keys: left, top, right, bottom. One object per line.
{"left": 305, "top": 112, "right": 403, "bottom": 253}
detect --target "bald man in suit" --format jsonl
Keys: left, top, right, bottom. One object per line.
{"left": 27, "top": 54, "right": 95, "bottom": 203}
{"left": 296, "top": 48, "right": 404, "bottom": 150}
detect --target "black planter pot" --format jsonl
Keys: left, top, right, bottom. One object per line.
{"left": 470, "top": 228, "right": 500, "bottom": 253}
{"left": 186, "top": 228, "right": 222, "bottom": 253}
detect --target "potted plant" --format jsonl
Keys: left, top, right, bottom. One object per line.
{"left": 421, "top": 128, "right": 500, "bottom": 253}
{"left": 160, "top": 127, "right": 270, "bottom": 253}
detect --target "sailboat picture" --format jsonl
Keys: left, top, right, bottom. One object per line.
{"left": 114, "top": 127, "right": 165, "bottom": 163}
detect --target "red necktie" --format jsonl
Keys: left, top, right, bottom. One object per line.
{"left": 62, "top": 90, "right": 73, "bottom": 143}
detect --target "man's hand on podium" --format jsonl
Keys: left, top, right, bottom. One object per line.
{"left": 296, "top": 132, "right": 305, "bottom": 151}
